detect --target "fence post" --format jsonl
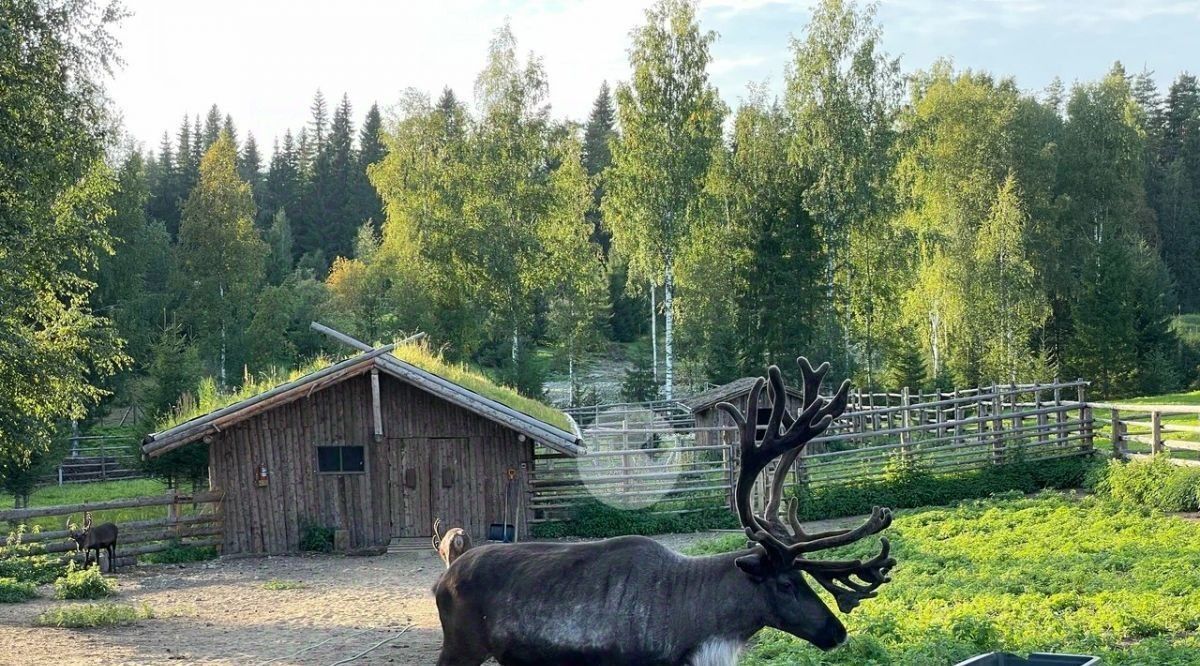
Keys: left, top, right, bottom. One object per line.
{"left": 99, "top": 437, "right": 107, "bottom": 482}
{"left": 1110, "top": 408, "right": 1124, "bottom": 457}
{"left": 1036, "top": 388, "right": 1048, "bottom": 446}
{"left": 992, "top": 389, "right": 1005, "bottom": 465}
{"left": 954, "top": 389, "right": 964, "bottom": 447}
{"left": 900, "top": 387, "right": 911, "bottom": 460}
{"left": 1151, "top": 410, "right": 1163, "bottom": 455}
{"left": 1010, "top": 384, "right": 1024, "bottom": 453}
{"left": 1053, "top": 380, "right": 1065, "bottom": 450}
{"left": 1077, "top": 381, "right": 1092, "bottom": 452}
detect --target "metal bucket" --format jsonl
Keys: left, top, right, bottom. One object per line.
{"left": 487, "top": 523, "right": 515, "bottom": 543}
{"left": 954, "top": 653, "right": 1099, "bottom": 666}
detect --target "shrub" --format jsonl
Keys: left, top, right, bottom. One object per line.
{"left": 1095, "top": 456, "right": 1200, "bottom": 512}
{"left": 35, "top": 602, "right": 153, "bottom": 628}
{"left": 0, "top": 577, "right": 37, "bottom": 603}
{"left": 140, "top": 543, "right": 219, "bottom": 564}
{"left": 0, "top": 525, "right": 67, "bottom": 585}
{"left": 534, "top": 456, "right": 1101, "bottom": 539}
{"left": 262, "top": 579, "right": 306, "bottom": 590}
{"left": 532, "top": 499, "right": 736, "bottom": 539}
{"left": 54, "top": 562, "right": 115, "bottom": 600}
{"left": 299, "top": 522, "right": 335, "bottom": 552}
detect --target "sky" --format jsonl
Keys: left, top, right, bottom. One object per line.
{"left": 108, "top": 0, "right": 1200, "bottom": 151}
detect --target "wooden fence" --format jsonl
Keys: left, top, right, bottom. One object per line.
{"left": 48, "top": 436, "right": 145, "bottom": 485}
{"left": 532, "top": 381, "right": 1094, "bottom": 523}
{"left": 0, "top": 491, "right": 223, "bottom": 569}
{"left": 1092, "top": 402, "right": 1200, "bottom": 466}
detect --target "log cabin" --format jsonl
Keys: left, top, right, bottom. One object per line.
{"left": 141, "top": 344, "right": 584, "bottom": 555}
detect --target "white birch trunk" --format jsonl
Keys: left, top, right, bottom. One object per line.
{"left": 219, "top": 282, "right": 227, "bottom": 388}
{"left": 663, "top": 259, "right": 674, "bottom": 401}
{"left": 512, "top": 327, "right": 519, "bottom": 364}
{"left": 650, "top": 283, "right": 658, "bottom": 383}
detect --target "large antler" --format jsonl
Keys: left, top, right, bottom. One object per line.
{"left": 717, "top": 358, "right": 895, "bottom": 613}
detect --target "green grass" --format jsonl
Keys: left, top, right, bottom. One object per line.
{"left": 1095, "top": 389, "right": 1200, "bottom": 461}
{"left": 390, "top": 342, "right": 574, "bottom": 432}
{"left": 153, "top": 341, "right": 574, "bottom": 436}
{"left": 34, "top": 602, "right": 154, "bottom": 628}
{"left": 689, "top": 493, "right": 1200, "bottom": 665}
{"left": 262, "top": 579, "right": 306, "bottom": 590}
{"left": 0, "top": 478, "right": 215, "bottom": 534}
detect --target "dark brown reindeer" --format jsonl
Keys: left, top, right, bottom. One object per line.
{"left": 434, "top": 358, "right": 895, "bottom": 666}
{"left": 433, "top": 518, "right": 473, "bottom": 569}
{"left": 67, "top": 512, "right": 119, "bottom": 572}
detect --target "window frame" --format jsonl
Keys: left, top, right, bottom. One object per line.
{"left": 316, "top": 444, "right": 367, "bottom": 475}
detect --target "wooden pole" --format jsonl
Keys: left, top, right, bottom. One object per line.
{"left": 1110, "top": 408, "right": 1124, "bottom": 457}
{"left": 1077, "top": 381, "right": 1092, "bottom": 452}
{"left": 1151, "top": 411, "right": 1163, "bottom": 455}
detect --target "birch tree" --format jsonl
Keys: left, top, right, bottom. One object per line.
{"left": 604, "top": 0, "right": 724, "bottom": 399}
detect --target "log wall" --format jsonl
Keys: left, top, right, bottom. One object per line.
{"left": 209, "top": 373, "right": 534, "bottom": 555}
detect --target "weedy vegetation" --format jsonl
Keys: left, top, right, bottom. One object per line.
{"left": 35, "top": 602, "right": 154, "bottom": 629}
{"left": 262, "top": 579, "right": 306, "bottom": 590}
{"left": 689, "top": 492, "right": 1200, "bottom": 665}
{"left": 54, "top": 562, "right": 116, "bottom": 600}
{"left": 0, "top": 577, "right": 37, "bottom": 603}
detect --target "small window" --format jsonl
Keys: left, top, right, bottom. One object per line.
{"left": 317, "top": 445, "right": 366, "bottom": 473}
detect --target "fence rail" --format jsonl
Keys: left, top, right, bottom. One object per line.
{"left": 1092, "top": 402, "right": 1200, "bottom": 466}
{"left": 0, "top": 491, "right": 223, "bottom": 569}
{"left": 532, "top": 380, "right": 1094, "bottom": 523}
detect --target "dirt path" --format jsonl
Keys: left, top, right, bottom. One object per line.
{"left": 0, "top": 521, "right": 858, "bottom": 665}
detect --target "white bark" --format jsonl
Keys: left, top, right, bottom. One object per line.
{"left": 664, "top": 260, "right": 674, "bottom": 401}
{"left": 512, "top": 327, "right": 519, "bottom": 364}
{"left": 219, "top": 282, "right": 227, "bottom": 388}
{"left": 650, "top": 283, "right": 658, "bottom": 383}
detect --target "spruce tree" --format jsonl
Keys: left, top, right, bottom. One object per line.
{"left": 582, "top": 81, "right": 617, "bottom": 252}
{"left": 203, "top": 104, "right": 222, "bottom": 149}
{"left": 355, "top": 102, "right": 386, "bottom": 230}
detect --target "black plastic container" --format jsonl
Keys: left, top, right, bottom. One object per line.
{"left": 954, "top": 653, "right": 1099, "bottom": 666}
{"left": 487, "top": 523, "right": 515, "bottom": 542}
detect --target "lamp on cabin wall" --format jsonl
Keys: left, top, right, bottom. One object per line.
{"left": 255, "top": 463, "right": 269, "bottom": 487}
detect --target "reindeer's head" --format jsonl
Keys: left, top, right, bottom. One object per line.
{"left": 717, "top": 358, "right": 895, "bottom": 651}
{"left": 67, "top": 512, "right": 93, "bottom": 550}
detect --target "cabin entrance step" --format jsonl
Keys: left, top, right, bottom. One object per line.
{"left": 386, "top": 537, "right": 430, "bottom": 554}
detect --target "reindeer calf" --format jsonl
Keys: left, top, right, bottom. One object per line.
{"left": 432, "top": 519, "right": 472, "bottom": 569}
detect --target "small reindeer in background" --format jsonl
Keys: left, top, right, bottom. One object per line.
{"left": 432, "top": 518, "right": 472, "bottom": 569}
{"left": 68, "top": 512, "right": 119, "bottom": 572}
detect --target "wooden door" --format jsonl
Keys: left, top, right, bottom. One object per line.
{"left": 385, "top": 438, "right": 431, "bottom": 538}
{"left": 385, "top": 437, "right": 471, "bottom": 538}
{"left": 428, "top": 438, "right": 471, "bottom": 534}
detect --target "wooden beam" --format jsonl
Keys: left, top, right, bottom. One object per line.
{"left": 371, "top": 368, "right": 384, "bottom": 441}
{"left": 310, "top": 321, "right": 425, "bottom": 352}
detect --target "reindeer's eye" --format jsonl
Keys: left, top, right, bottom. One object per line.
{"left": 777, "top": 578, "right": 795, "bottom": 595}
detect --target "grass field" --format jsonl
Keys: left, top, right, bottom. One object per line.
{"left": 0, "top": 478, "right": 191, "bottom": 533}
{"left": 1095, "top": 388, "right": 1200, "bottom": 461}
{"left": 688, "top": 492, "right": 1200, "bottom": 665}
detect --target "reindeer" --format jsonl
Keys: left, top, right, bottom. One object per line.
{"left": 67, "top": 512, "right": 119, "bottom": 572}
{"left": 433, "top": 518, "right": 473, "bottom": 569}
{"left": 433, "top": 358, "right": 895, "bottom": 666}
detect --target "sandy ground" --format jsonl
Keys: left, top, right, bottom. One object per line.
{"left": 0, "top": 531, "right": 748, "bottom": 666}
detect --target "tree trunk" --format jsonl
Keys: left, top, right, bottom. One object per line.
{"left": 650, "top": 283, "right": 658, "bottom": 383}
{"left": 664, "top": 259, "right": 674, "bottom": 401}
{"left": 512, "top": 327, "right": 519, "bottom": 364}
{"left": 219, "top": 282, "right": 227, "bottom": 388}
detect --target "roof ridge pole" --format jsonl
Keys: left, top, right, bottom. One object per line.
{"left": 310, "top": 321, "right": 426, "bottom": 353}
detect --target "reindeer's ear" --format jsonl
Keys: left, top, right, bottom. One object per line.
{"left": 735, "top": 551, "right": 772, "bottom": 579}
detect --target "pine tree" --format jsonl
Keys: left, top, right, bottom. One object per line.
{"left": 148, "top": 131, "right": 180, "bottom": 229}
{"left": 309, "top": 89, "right": 329, "bottom": 148}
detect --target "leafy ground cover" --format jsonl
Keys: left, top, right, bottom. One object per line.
{"left": 34, "top": 602, "right": 154, "bottom": 628}
{"left": 688, "top": 492, "right": 1200, "bottom": 665}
